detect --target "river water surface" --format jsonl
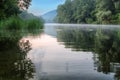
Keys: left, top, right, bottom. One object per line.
{"left": 0, "top": 24, "right": 120, "bottom": 80}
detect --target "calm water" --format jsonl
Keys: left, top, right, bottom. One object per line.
{"left": 0, "top": 24, "right": 120, "bottom": 80}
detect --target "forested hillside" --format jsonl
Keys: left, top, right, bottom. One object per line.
{"left": 19, "top": 11, "right": 40, "bottom": 20}
{"left": 56, "top": 0, "right": 120, "bottom": 24}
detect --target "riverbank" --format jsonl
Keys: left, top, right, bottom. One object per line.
{"left": 0, "top": 16, "right": 44, "bottom": 30}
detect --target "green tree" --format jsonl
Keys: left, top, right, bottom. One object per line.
{"left": 0, "top": 0, "right": 32, "bottom": 20}
{"left": 56, "top": 0, "right": 73, "bottom": 23}
{"left": 95, "top": 0, "right": 115, "bottom": 24}
{"left": 56, "top": 0, "right": 95, "bottom": 23}
{"left": 0, "top": 0, "right": 20, "bottom": 20}
{"left": 56, "top": 0, "right": 120, "bottom": 24}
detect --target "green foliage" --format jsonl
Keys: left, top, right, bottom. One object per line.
{"left": 96, "top": 10, "right": 112, "bottom": 24}
{"left": 56, "top": 0, "right": 120, "bottom": 24}
{"left": 0, "top": 0, "right": 21, "bottom": 20}
{"left": 26, "top": 19, "right": 43, "bottom": 30}
{"left": 0, "top": 0, "right": 43, "bottom": 30}
{"left": 117, "top": 13, "right": 120, "bottom": 23}
{"left": 0, "top": 0, "right": 44, "bottom": 30}
{"left": 3, "top": 16, "right": 23, "bottom": 30}
{"left": 0, "top": 0, "right": 32, "bottom": 21}
{"left": 56, "top": 0, "right": 95, "bottom": 23}
{"left": 0, "top": 16, "right": 43, "bottom": 30}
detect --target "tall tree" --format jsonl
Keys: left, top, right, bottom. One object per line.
{"left": 0, "top": 0, "right": 32, "bottom": 20}
{"left": 0, "top": 0, "right": 20, "bottom": 20}
{"left": 56, "top": 0, "right": 73, "bottom": 23}
{"left": 95, "top": 0, "right": 115, "bottom": 24}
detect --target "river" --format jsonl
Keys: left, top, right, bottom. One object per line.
{"left": 0, "top": 24, "right": 120, "bottom": 80}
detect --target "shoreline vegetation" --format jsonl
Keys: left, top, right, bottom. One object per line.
{"left": 56, "top": 0, "right": 120, "bottom": 24}
{"left": 0, "top": 16, "right": 44, "bottom": 30}
{"left": 0, "top": 0, "right": 44, "bottom": 30}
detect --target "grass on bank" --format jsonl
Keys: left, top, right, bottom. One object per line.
{"left": 25, "top": 19, "right": 43, "bottom": 30}
{"left": 0, "top": 16, "right": 44, "bottom": 30}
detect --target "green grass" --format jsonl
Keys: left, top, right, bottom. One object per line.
{"left": 0, "top": 16, "right": 44, "bottom": 30}
{"left": 25, "top": 19, "right": 43, "bottom": 30}
{"left": 0, "top": 16, "right": 23, "bottom": 30}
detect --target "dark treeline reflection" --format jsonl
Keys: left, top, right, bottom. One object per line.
{"left": 0, "top": 30, "right": 42, "bottom": 80}
{"left": 57, "top": 27, "right": 120, "bottom": 80}
{"left": 57, "top": 27, "right": 96, "bottom": 51}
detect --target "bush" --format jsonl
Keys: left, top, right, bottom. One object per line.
{"left": 1, "top": 16, "right": 23, "bottom": 30}
{"left": 0, "top": 16, "right": 44, "bottom": 30}
{"left": 26, "top": 19, "right": 43, "bottom": 30}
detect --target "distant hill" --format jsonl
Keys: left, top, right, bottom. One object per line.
{"left": 19, "top": 11, "right": 39, "bottom": 20}
{"left": 41, "top": 10, "right": 57, "bottom": 23}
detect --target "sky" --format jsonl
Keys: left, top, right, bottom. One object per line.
{"left": 28, "top": 0, "right": 65, "bottom": 16}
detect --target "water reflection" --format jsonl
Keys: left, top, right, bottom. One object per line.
{"left": 94, "top": 28, "right": 120, "bottom": 80}
{"left": 57, "top": 27, "right": 95, "bottom": 51}
{"left": 57, "top": 26, "right": 120, "bottom": 80}
{"left": 1, "top": 24, "right": 120, "bottom": 80}
{"left": 26, "top": 25, "right": 120, "bottom": 80}
{"left": 27, "top": 34, "right": 98, "bottom": 80}
{"left": 0, "top": 30, "right": 42, "bottom": 80}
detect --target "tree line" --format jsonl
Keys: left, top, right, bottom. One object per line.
{"left": 56, "top": 0, "right": 120, "bottom": 24}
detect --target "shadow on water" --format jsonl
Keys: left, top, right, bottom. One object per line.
{"left": 56, "top": 26, "right": 120, "bottom": 80}
{"left": 0, "top": 30, "right": 43, "bottom": 80}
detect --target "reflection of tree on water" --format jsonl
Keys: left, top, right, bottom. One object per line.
{"left": 0, "top": 31, "right": 35, "bottom": 80}
{"left": 57, "top": 27, "right": 96, "bottom": 51}
{"left": 94, "top": 28, "right": 120, "bottom": 80}
{"left": 57, "top": 27, "right": 120, "bottom": 80}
